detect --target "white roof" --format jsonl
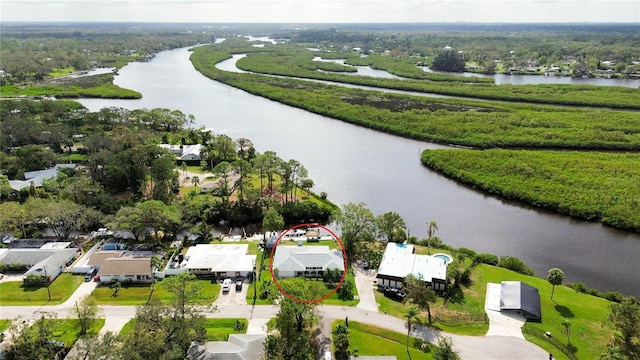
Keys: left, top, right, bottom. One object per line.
{"left": 272, "top": 245, "right": 344, "bottom": 272}
{"left": 40, "top": 242, "right": 72, "bottom": 249}
{"left": 377, "top": 243, "right": 447, "bottom": 282}
{"left": 183, "top": 244, "right": 255, "bottom": 272}
{"left": 9, "top": 164, "right": 76, "bottom": 191}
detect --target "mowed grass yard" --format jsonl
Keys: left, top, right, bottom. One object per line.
{"left": 47, "top": 318, "right": 105, "bottom": 348}
{"left": 332, "top": 320, "right": 433, "bottom": 360}
{"left": 0, "top": 273, "right": 84, "bottom": 305}
{"left": 205, "top": 318, "right": 248, "bottom": 341}
{"left": 469, "top": 264, "right": 612, "bottom": 360}
{"left": 91, "top": 279, "right": 220, "bottom": 305}
{"left": 117, "top": 318, "right": 247, "bottom": 341}
{"left": 247, "top": 265, "right": 359, "bottom": 306}
{"left": 374, "top": 263, "right": 614, "bottom": 359}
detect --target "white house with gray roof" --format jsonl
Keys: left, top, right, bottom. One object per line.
{"left": 0, "top": 247, "right": 79, "bottom": 283}
{"left": 272, "top": 245, "right": 344, "bottom": 278}
{"left": 376, "top": 243, "right": 447, "bottom": 291}
{"left": 182, "top": 244, "right": 256, "bottom": 278}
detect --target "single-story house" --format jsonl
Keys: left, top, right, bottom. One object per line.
{"left": 182, "top": 244, "right": 256, "bottom": 278}
{"left": 187, "top": 334, "right": 267, "bottom": 360}
{"left": 272, "top": 245, "right": 344, "bottom": 278}
{"left": 159, "top": 144, "right": 203, "bottom": 161}
{"left": 89, "top": 250, "right": 161, "bottom": 283}
{"left": 97, "top": 256, "right": 153, "bottom": 283}
{"left": 8, "top": 163, "right": 77, "bottom": 191}
{"left": 376, "top": 243, "right": 447, "bottom": 291}
{"left": 499, "top": 281, "right": 541, "bottom": 320}
{"left": 0, "top": 247, "right": 78, "bottom": 283}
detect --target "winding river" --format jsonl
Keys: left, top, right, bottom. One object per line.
{"left": 77, "top": 46, "right": 640, "bottom": 298}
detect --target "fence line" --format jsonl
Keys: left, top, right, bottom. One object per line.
{"left": 522, "top": 323, "right": 578, "bottom": 360}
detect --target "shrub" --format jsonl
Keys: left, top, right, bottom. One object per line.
{"left": 498, "top": 256, "right": 535, "bottom": 276}
{"left": 474, "top": 253, "right": 499, "bottom": 266}
{"left": 567, "top": 282, "right": 588, "bottom": 293}
{"left": 604, "top": 291, "right": 624, "bottom": 303}
{"left": 337, "top": 279, "right": 354, "bottom": 301}
{"left": 456, "top": 247, "right": 477, "bottom": 259}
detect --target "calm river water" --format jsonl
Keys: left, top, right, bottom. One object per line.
{"left": 78, "top": 46, "right": 640, "bottom": 297}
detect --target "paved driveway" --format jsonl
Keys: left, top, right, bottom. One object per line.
{"left": 352, "top": 265, "right": 378, "bottom": 312}
{"left": 484, "top": 283, "right": 526, "bottom": 339}
{"left": 213, "top": 279, "right": 248, "bottom": 306}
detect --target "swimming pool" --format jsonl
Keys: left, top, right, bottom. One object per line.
{"left": 433, "top": 253, "right": 453, "bottom": 264}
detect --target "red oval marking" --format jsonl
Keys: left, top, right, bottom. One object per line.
{"left": 269, "top": 223, "right": 347, "bottom": 303}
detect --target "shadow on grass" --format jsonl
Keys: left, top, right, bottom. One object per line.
{"left": 554, "top": 304, "right": 575, "bottom": 318}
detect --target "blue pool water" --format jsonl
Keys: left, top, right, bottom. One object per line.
{"left": 433, "top": 253, "right": 453, "bottom": 264}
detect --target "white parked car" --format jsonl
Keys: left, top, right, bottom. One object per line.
{"left": 222, "top": 278, "right": 231, "bottom": 293}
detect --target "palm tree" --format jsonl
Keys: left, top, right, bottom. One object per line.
{"left": 180, "top": 162, "right": 187, "bottom": 181}
{"left": 426, "top": 220, "right": 438, "bottom": 255}
{"left": 150, "top": 255, "right": 163, "bottom": 294}
{"left": 405, "top": 307, "right": 419, "bottom": 357}
{"left": 191, "top": 175, "right": 200, "bottom": 193}
{"left": 547, "top": 267, "right": 564, "bottom": 301}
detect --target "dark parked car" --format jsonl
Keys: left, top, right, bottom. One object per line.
{"left": 235, "top": 280, "right": 243, "bottom": 291}
{"left": 363, "top": 261, "right": 370, "bottom": 270}
{"left": 84, "top": 267, "right": 97, "bottom": 282}
{"left": 384, "top": 287, "right": 407, "bottom": 302}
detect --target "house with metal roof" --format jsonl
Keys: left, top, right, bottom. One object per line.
{"left": 182, "top": 244, "right": 256, "bottom": 278}
{"left": 0, "top": 247, "right": 79, "bottom": 283}
{"left": 499, "top": 281, "right": 542, "bottom": 320}
{"left": 376, "top": 243, "right": 447, "bottom": 291}
{"left": 187, "top": 334, "right": 267, "bottom": 360}
{"left": 271, "top": 245, "right": 344, "bottom": 278}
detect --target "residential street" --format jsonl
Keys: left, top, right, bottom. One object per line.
{"left": 0, "top": 268, "right": 550, "bottom": 359}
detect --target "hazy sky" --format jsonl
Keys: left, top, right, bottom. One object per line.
{"left": 2, "top": 0, "right": 639, "bottom": 23}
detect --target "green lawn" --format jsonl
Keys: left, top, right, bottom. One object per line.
{"left": 204, "top": 318, "right": 248, "bottom": 341}
{"left": 248, "top": 265, "right": 359, "bottom": 306}
{"left": 119, "top": 319, "right": 135, "bottom": 336}
{"left": 91, "top": 279, "right": 220, "bottom": 305}
{"left": 332, "top": 320, "right": 433, "bottom": 360}
{"left": 47, "top": 318, "right": 105, "bottom": 348}
{"left": 0, "top": 319, "right": 11, "bottom": 332}
{"left": 374, "top": 263, "right": 613, "bottom": 358}
{"left": 470, "top": 264, "right": 612, "bottom": 360}
{"left": 0, "top": 273, "right": 84, "bottom": 305}
{"left": 117, "top": 318, "right": 247, "bottom": 341}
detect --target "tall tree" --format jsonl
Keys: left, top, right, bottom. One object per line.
{"left": 333, "top": 202, "right": 376, "bottom": 260}
{"left": 121, "top": 273, "right": 206, "bottom": 359}
{"left": 405, "top": 307, "right": 419, "bottom": 356}
{"left": 433, "top": 336, "right": 461, "bottom": 360}
{"left": 426, "top": 220, "right": 438, "bottom": 255}
{"left": 107, "top": 206, "right": 145, "bottom": 241}
{"left": 561, "top": 318, "right": 572, "bottom": 345}
{"left": 430, "top": 48, "right": 466, "bottom": 72}
{"left": 333, "top": 323, "right": 350, "bottom": 360}
{"left": 609, "top": 296, "right": 640, "bottom": 353}
{"left": 263, "top": 207, "right": 284, "bottom": 232}
{"left": 404, "top": 274, "right": 438, "bottom": 324}
{"left": 191, "top": 175, "right": 200, "bottom": 193}
{"left": 376, "top": 211, "right": 406, "bottom": 243}
{"left": 231, "top": 158, "right": 253, "bottom": 204}
{"left": 5, "top": 312, "right": 60, "bottom": 360}
{"left": 547, "top": 268, "right": 565, "bottom": 301}
{"left": 72, "top": 294, "right": 100, "bottom": 336}
{"left": 265, "top": 278, "right": 318, "bottom": 360}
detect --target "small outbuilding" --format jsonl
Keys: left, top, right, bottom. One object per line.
{"left": 499, "top": 281, "right": 542, "bottom": 320}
